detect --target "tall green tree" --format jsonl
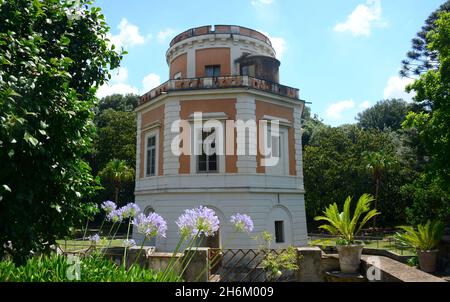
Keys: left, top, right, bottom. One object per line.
{"left": 401, "top": 12, "right": 450, "bottom": 224}
{"left": 99, "top": 159, "right": 134, "bottom": 204}
{"left": 362, "top": 151, "right": 397, "bottom": 228}
{"left": 0, "top": 0, "right": 123, "bottom": 263}
{"left": 357, "top": 99, "right": 410, "bottom": 131}
{"left": 400, "top": 0, "right": 450, "bottom": 78}
{"left": 303, "top": 125, "right": 408, "bottom": 228}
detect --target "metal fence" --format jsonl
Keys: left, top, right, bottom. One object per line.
{"left": 308, "top": 233, "right": 414, "bottom": 256}
{"left": 208, "top": 248, "right": 296, "bottom": 282}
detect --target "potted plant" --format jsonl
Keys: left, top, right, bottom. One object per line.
{"left": 394, "top": 220, "right": 445, "bottom": 273}
{"left": 314, "top": 194, "right": 380, "bottom": 274}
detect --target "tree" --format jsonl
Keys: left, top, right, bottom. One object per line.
{"left": 401, "top": 12, "right": 450, "bottom": 224}
{"left": 400, "top": 0, "right": 450, "bottom": 78}
{"left": 404, "top": 12, "right": 450, "bottom": 192}
{"left": 0, "top": 0, "right": 123, "bottom": 263}
{"left": 357, "top": 99, "right": 410, "bottom": 131}
{"left": 99, "top": 159, "right": 134, "bottom": 204}
{"left": 303, "top": 125, "right": 408, "bottom": 228}
{"left": 301, "top": 106, "right": 326, "bottom": 148}
{"left": 96, "top": 93, "right": 138, "bottom": 113}
{"left": 362, "top": 151, "right": 397, "bottom": 228}
{"left": 91, "top": 106, "right": 137, "bottom": 173}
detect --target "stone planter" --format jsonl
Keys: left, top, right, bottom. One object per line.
{"left": 336, "top": 244, "right": 364, "bottom": 274}
{"left": 417, "top": 249, "right": 438, "bottom": 273}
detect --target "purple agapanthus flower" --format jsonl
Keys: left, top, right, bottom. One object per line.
{"left": 123, "top": 239, "right": 136, "bottom": 248}
{"left": 175, "top": 206, "right": 220, "bottom": 238}
{"left": 230, "top": 213, "right": 254, "bottom": 233}
{"left": 101, "top": 200, "right": 117, "bottom": 214}
{"left": 88, "top": 234, "right": 100, "bottom": 243}
{"left": 119, "top": 203, "right": 141, "bottom": 219}
{"left": 106, "top": 209, "right": 123, "bottom": 223}
{"left": 132, "top": 213, "right": 167, "bottom": 239}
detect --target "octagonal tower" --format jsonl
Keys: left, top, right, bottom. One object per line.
{"left": 134, "top": 25, "right": 307, "bottom": 251}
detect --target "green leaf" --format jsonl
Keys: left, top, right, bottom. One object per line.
{"left": 24, "top": 132, "right": 39, "bottom": 146}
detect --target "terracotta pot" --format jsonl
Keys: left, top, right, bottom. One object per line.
{"left": 336, "top": 244, "right": 364, "bottom": 274}
{"left": 417, "top": 249, "right": 438, "bottom": 273}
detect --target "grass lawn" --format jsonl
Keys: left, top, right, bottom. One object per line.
{"left": 56, "top": 239, "right": 126, "bottom": 253}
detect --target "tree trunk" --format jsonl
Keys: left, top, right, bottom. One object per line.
{"left": 373, "top": 174, "right": 380, "bottom": 229}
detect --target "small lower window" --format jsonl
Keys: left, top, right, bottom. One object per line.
{"left": 275, "top": 221, "right": 284, "bottom": 243}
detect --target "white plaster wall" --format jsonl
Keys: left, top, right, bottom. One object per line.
{"left": 133, "top": 192, "right": 308, "bottom": 252}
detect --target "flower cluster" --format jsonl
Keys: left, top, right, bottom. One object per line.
{"left": 88, "top": 234, "right": 100, "bottom": 243}
{"left": 106, "top": 209, "right": 123, "bottom": 223}
{"left": 101, "top": 200, "right": 117, "bottom": 214}
{"left": 230, "top": 213, "right": 254, "bottom": 233}
{"left": 175, "top": 206, "right": 220, "bottom": 238}
{"left": 119, "top": 203, "right": 141, "bottom": 219}
{"left": 132, "top": 213, "right": 167, "bottom": 239}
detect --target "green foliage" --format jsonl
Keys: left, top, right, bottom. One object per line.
{"left": 261, "top": 246, "right": 299, "bottom": 281}
{"left": 401, "top": 12, "right": 450, "bottom": 224}
{"left": 96, "top": 93, "right": 138, "bottom": 113}
{"left": 394, "top": 220, "right": 445, "bottom": 251}
{"left": 401, "top": 175, "right": 450, "bottom": 225}
{"left": 0, "top": 0, "right": 123, "bottom": 263}
{"left": 303, "top": 125, "right": 407, "bottom": 227}
{"left": 98, "top": 159, "right": 134, "bottom": 203}
{"left": 90, "top": 94, "right": 138, "bottom": 173}
{"left": 406, "top": 255, "right": 419, "bottom": 267}
{"left": 0, "top": 252, "right": 178, "bottom": 282}
{"left": 314, "top": 194, "right": 380, "bottom": 245}
{"left": 253, "top": 231, "right": 299, "bottom": 281}
{"left": 401, "top": 0, "right": 450, "bottom": 77}
{"left": 357, "top": 99, "right": 410, "bottom": 131}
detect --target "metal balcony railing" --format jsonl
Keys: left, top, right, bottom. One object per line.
{"left": 169, "top": 25, "right": 272, "bottom": 48}
{"left": 139, "top": 75, "right": 300, "bottom": 106}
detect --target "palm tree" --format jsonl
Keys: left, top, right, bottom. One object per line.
{"left": 99, "top": 159, "right": 134, "bottom": 203}
{"left": 362, "top": 151, "right": 396, "bottom": 229}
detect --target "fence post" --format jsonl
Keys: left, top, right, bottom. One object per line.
{"left": 182, "top": 248, "right": 209, "bottom": 282}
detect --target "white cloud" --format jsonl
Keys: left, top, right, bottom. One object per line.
{"left": 96, "top": 82, "right": 139, "bottom": 99}
{"left": 251, "top": 0, "right": 274, "bottom": 5}
{"left": 260, "top": 31, "right": 286, "bottom": 59}
{"left": 157, "top": 28, "right": 177, "bottom": 44}
{"left": 326, "top": 99, "right": 356, "bottom": 119}
{"left": 110, "top": 67, "right": 129, "bottom": 83}
{"left": 383, "top": 76, "right": 415, "bottom": 101}
{"left": 108, "top": 18, "right": 146, "bottom": 49}
{"left": 359, "top": 100, "right": 371, "bottom": 110}
{"left": 141, "top": 73, "right": 161, "bottom": 93}
{"left": 333, "top": 0, "right": 386, "bottom": 37}
{"left": 96, "top": 66, "right": 139, "bottom": 98}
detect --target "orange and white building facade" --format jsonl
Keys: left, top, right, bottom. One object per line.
{"left": 134, "top": 25, "right": 307, "bottom": 250}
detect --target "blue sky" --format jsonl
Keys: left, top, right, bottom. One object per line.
{"left": 95, "top": 0, "right": 444, "bottom": 126}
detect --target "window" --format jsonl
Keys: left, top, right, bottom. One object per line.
{"left": 197, "top": 129, "right": 218, "bottom": 173}
{"left": 205, "top": 65, "right": 221, "bottom": 77}
{"left": 174, "top": 72, "right": 182, "bottom": 80}
{"left": 274, "top": 221, "right": 285, "bottom": 243}
{"left": 145, "top": 132, "right": 158, "bottom": 177}
{"left": 265, "top": 126, "right": 289, "bottom": 175}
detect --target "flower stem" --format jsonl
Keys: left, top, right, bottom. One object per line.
{"left": 82, "top": 219, "right": 89, "bottom": 240}
{"left": 123, "top": 219, "right": 132, "bottom": 268}
{"left": 132, "top": 238, "right": 146, "bottom": 267}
